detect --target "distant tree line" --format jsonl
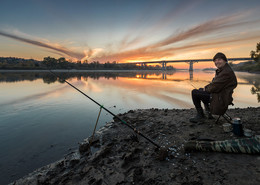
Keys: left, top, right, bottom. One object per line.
{"left": 249, "top": 42, "right": 260, "bottom": 101}
{"left": 250, "top": 42, "right": 260, "bottom": 63}
{"left": 0, "top": 57, "right": 41, "bottom": 69}
{"left": 232, "top": 42, "right": 260, "bottom": 72}
{"left": 0, "top": 56, "right": 175, "bottom": 70}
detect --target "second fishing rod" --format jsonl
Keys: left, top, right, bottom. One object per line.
{"left": 49, "top": 70, "right": 161, "bottom": 149}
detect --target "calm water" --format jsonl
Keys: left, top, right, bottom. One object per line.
{"left": 0, "top": 70, "right": 259, "bottom": 184}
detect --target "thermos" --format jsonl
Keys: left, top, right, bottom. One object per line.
{"left": 232, "top": 118, "right": 243, "bottom": 136}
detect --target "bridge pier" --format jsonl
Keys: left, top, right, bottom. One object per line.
{"left": 189, "top": 61, "right": 193, "bottom": 71}
{"left": 141, "top": 74, "right": 147, "bottom": 78}
{"left": 162, "top": 73, "right": 167, "bottom": 79}
{"left": 162, "top": 61, "right": 167, "bottom": 70}
{"left": 189, "top": 70, "right": 193, "bottom": 80}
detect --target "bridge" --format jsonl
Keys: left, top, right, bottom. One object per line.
{"left": 122, "top": 57, "right": 252, "bottom": 71}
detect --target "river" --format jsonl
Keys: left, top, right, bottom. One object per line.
{"left": 0, "top": 70, "right": 259, "bottom": 184}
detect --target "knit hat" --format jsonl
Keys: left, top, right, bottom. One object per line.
{"left": 213, "top": 52, "right": 227, "bottom": 62}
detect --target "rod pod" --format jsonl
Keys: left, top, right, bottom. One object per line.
{"left": 49, "top": 70, "right": 161, "bottom": 149}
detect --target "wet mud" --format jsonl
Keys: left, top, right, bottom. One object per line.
{"left": 11, "top": 107, "right": 260, "bottom": 185}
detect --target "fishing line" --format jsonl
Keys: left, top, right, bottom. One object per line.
{"left": 189, "top": 82, "right": 198, "bottom": 89}
{"left": 49, "top": 70, "right": 161, "bottom": 149}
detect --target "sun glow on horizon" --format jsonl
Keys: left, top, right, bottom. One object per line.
{"left": 0, "top": 1, "right": 259, "bottom": 64}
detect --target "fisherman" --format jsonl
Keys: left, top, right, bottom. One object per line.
{"left": 190, "top": 52, "right": 237, "bottom": 123}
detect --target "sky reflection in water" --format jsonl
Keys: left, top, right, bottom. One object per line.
{"left": 1, "top": 71, "right": 258, "bottom": 109}
{"left": 0, "top": 70, "right": 259, "bottom": 184}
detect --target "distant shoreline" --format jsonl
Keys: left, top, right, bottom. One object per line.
{"left": 0, "top": 69, "right": 178, "bottom": 73}
{"left": 0, "top": 69, "right": 259, "bottom": 74}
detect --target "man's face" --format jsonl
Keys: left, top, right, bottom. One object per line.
{"left": 214, "top": 58, "right": 226, "bottom": 69}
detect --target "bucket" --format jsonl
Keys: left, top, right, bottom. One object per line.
{"left": 223, "top": 123, "right": 232, "bottom": 132}
{"left": 243, "top": 129, "right": 252, "bottom": 137}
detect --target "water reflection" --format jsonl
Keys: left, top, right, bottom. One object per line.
{"left": 0, "top": 71, "right": 176, "bottom": 83}
{"left": 0, "top": 85, "right": 68, "bottom": 107}
{"left": 0, "top": 70, "right": 259, "bottom": 184}
{"left": 251, "top": 85, "right": 260, "bottom": 102}
{"left": 235, "top": 72, "right": 260, "bottom": 103}
{"left": 0, "top": 70, "right": 260, "bottom": 104}
{"left": 0, "top": 70, "right": 205, "bottom": 83}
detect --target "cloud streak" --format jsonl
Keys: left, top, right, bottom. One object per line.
{"left": 119, "top": 0, "right": 202, "bottom": 51}
{"left": 0, "top": 10, "right": 258, "bottom": 63}
{"left": 0, "top": 30, "right": 86, "bottom": 60}
{"left": 90, "top": 12, "right": 260, "bottom": 62}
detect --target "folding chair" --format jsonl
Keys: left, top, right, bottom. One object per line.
{"left": 215, "top": 103, "right": 234, "bottom": 124}
{"left": 215, "top": 112, "right": 232, "bottom": 124}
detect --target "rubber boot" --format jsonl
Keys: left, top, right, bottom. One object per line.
{"left": 204, "top": 103, "right": 214, "bottom": 119}
{"left": 189, "top": 107, "right": 205, "bottom": 123}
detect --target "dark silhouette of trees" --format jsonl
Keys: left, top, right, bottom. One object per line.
{"left": 0, "top": 56, "right": 176, "bottom": 70}
{"left": 0, "top": 57, "right": 40, "bottom": 69}
{"left": 42, "top": 56, "right": 57, "bottom": 68}
{"left": 250, "top": 42, "right": 260, "bottom": 63}
{"left": 251, "top": 85, "right": 260, "bottom": 102}
{"left": 233, "top": 42, "right": 260, "bottom": 72}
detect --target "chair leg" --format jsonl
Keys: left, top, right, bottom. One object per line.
{"left": 223, "top": 113, "right": 232, "bottom": 123}
{"left": 222, "top": 115, "right": 232, "bottom": 123}
{"left": 215, "top": 115, "right": 221, "bottom": 124}
{"left": 215, "top": 113, "right": 233, "bottom": 124}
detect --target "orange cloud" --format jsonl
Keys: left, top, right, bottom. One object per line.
{"left": 90, "top": 12, "right": 260, "bottom": 63}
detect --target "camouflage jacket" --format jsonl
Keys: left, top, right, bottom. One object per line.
{"left": 205, "top": 63, "right": 237, "bottom": 115}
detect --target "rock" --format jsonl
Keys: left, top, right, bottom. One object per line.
{"left": 213, "top": 181, "right": 221, "bottom": 185}
{"left": 69, "top": 159, "right": 80, "bottom": 167}
{"left": 78, "top": 142, "right": 90, "bottom": 155}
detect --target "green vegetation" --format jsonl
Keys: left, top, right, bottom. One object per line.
{"left": 0, "top": 57, "right": 41, "bottom": 69}
{"left": 0, "top": 56, "right": 175, "bottom": 70}
{"left": 232, "top": 42, "right": 260, "bottom": 72}
{"left": 251, "top": 85, "right": 260, "bottom": 102}
{"left": 250, "top": 42, "right": 260, "bottom": 62}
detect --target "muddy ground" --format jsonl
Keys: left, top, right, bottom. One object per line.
{"left": 11, "top": 107, "right": 260, "bottom": 185}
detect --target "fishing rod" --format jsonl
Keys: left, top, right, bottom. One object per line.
{"left": 49, "top": 70, "right": 161, "bottom": 149}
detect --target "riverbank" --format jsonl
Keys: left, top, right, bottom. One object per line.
{"left": 11, "top": 107, "right": 260, "bottom": 185}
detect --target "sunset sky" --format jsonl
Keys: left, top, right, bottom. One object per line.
{"left": 0, "top": 0, "right": 260, "bottom": 68}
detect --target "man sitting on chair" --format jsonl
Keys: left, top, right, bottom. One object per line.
{"left": 190, "top": 52, "right": 237, "bottom": 123}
